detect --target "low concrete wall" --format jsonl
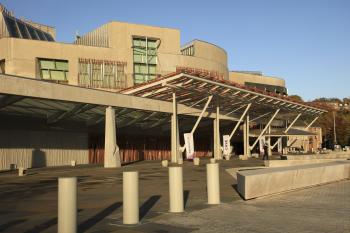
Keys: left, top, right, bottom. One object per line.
{"left": 265, "top": 159, "right": 348, "bottom": 167}
{"left": 237, "top": 161, "right": 350, "bottom": 200}
{"left": 282, "top": 153, "right": 350, "bottom": 160}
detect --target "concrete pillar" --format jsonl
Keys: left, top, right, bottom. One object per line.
{"left": 243, "top": 115, "right": 250, "bottom": 156}
{"left": 123, "top": 171, "right": 139, "bottom": 224}
{"left": 213, "top": 106, "right": 221, "bottom": 160}
{"left": 206, "top": 163, "right": 220, "bottom": 204}
{"left": 58, "top": 177, "right": 77, "bottom": 233}
{"left": 171, "top": 93, "right": 179, "bottom": 163}
{"left": 169, "top": 166, "right": 184, "bottom": 213}
{"left": 104, "top": 106, "right": 121, "bottom": 168}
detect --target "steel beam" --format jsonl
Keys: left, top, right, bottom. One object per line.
{"left": 305, "top": 116, "right": 319, "bottom": 129}
{"left": 250, "top": 109, "right": 280, "bottom": 150}
{"left": 190, "top": 96, "right": 213, "bottom": 134}
{"left": 271, "top": 113, "right": 302, "bottom": 149}
{"left": 229, "top": 104, "right": 251, "bottom": 140}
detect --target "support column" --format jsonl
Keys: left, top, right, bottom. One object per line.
{"left": 243, "top": 114, "right": 250, "bottom": 156}
{"left": 267, "top": 125, "right": 272, "bottom": 156}
{"left": 171, "top": 93, "right": 179, "bottom": 163}
{"left": 214, "top": 106, "right": 221, "bottom": 160}
{"left": 104, "top": 106, "right": 121, "bottom": 168}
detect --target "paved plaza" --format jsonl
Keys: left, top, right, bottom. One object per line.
{"left": 0, "top": 158, "right": 349, "bottom": 233}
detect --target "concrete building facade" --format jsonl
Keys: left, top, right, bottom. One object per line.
{"left": 0, "top": 4, "right": 325, "bottom": 170}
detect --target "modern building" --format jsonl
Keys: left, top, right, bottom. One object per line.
{"left": 0, "top": 4, "right": 326, "bottom": 170}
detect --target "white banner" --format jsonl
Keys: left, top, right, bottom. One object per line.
{"left": 259, "top": 136, "right": 266, "bottom": 155}
{"left": 223, "top": 135, "right": 231, "bottom": 155}
{"left": 184, "top": 133, "right": 194, "bottom": 159}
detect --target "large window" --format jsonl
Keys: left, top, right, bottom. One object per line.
{"left": 78, "top": 58, "right": 127, "bottom": 90}
{"left": 38, "top": 58, "right": 68, "bottom": 81}
{"left": 133, "top": 37, "right": 158, "bottom": 84}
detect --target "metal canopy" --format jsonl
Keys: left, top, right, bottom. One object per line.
{"left": 249, "top": 128, "right": 317, "bottom": 137}
{"left": 122, "top": 70, "right": 327, "bottom": 123}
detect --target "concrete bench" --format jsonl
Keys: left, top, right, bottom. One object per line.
{"left": 282, "top": 153, "right": 350, "bottom": 160}
{"left": 264, "top": 158, "right": 348, "bottom": 167}
{"left": 237, "top": 161, "right": 350, "bottom": 200}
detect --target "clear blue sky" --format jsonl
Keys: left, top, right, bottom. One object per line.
{"left": 2, "top": 0, "right": 349, "bottom": 101}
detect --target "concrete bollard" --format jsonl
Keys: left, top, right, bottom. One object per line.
{"left": 18, "top": 167, "right": 26, "bottom": 176}
{"left": 71, "top": 160, "right": 76, "bottom": 167}
{"left": 58, "top": 177, "right": 77, "bottom": 233}
{"left": 123, "top": 171, "right": 139, "bottom": 224}
{"left": 206, "top": 163, "right": 220, "bottom": 204}
{"left": 210, "top": 158, "right": 216, "bottom": 164}
{"left": 169, "top": 166, "right": 184, "bottom": 213}
{"left": 177, "top": 157, "right": 183, "bottom": 165}
{"left": 161, "top": 160, "right": 169, "bottom": 167}
{"left": 193, "top": 157, "right": 200, "bottom": 166}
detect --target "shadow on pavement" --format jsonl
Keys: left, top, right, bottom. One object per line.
{"left": 139, "top": 195, "right": 161, "bottom": 220}
{"left": 78, "top": 202, "right": 122, "bottom": 233}
{"left": 184, "top": 190, "right": 190, "bottom": 208}
{"left": 0, "top": 219, "right": 27, "bottom": 232}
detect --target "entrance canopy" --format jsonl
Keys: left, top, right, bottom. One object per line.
{"left": 122, "top": 68, "right": 326, "bottom": 123}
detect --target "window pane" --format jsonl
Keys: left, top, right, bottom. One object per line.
{"left": 4, "top": 16, "right": 20, "bottom": 38}
{"left": 44, "top": 32, "right": 54, "bottom": 41}
{"left": 27, "top": 26, "right": 39, "bottom": 40}
{"left": 134, "top": 74, "right": 144, "bottom": 84}
{"left": 133, "top": 54, "right": 143, "bottom": 63}
{"left": 133, "top": 38, "right": 140, "bottom": 47}
{"left": 134, "top": 64, "right": 140, "bottom": 73}
{"left": 148, "top": 56, "right": 157, "bottom": 64}
{"left": 16, "top": 21, "right": 30, "bottom": 39}
{"left": 148, "top": 65, "right": 156, "bottom": 74}
{"left": 41, "top": 70, "right": 51, "bottom": 79}
{"left": 140, "top": 64, "right": 147, "bottom": 73}
{"left": 147, "top": 40, "right": 157, "bottom": 48}
{"left": 140, "top": 39, "right": 146, "bottom": 47}
{"left": 39, "top": 60, "right": 55, "bottom": 69}
{"left": 36, "top": 30, "right": 47, "bottom": 41}
{"left": 55, "top": 61, "right": 68, "bottom": 71}
{"left": 50, "top": 70, "right": 66, "bottom": 80}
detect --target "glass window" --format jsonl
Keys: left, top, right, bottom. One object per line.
{"left": 44, "top": 32, "right": 54, "bottom": 41}
{"left": 16, "top": 21, "right": 30, "bottom": 39}
{"left": 41, "top": 70, "right": 51, "bottom": 79}
{"left": 40, "top": 60, "right": 55, "bottom": 69}
{"left": 55, "top": 61, "right": 69, "bottom": 71}
{"left": 78, "top": 59, "right": 126, "bottom": 89}
{"left": 50, "top": 70, "right": 66, "bottom": 80}
{"left": 36, "top": 30, "right": 47, "bottom": 41}
{"left": 4, "top": 16, "right": 20, "bottom": 38}
{"left": 132, "top": 37, "right": 158, "bottom": 84}
{"left": 27, "top": 26, "right": 39, "bottom": 40}
{"left": 148, "top": 65, "right": 156, "bottom": 74}
{"left": 38, "top": 58, "right": 68, "bottom": 81}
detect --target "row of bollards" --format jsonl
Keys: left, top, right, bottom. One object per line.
{"left": 57, "top": 161, "right": 220, "bottom": 232}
